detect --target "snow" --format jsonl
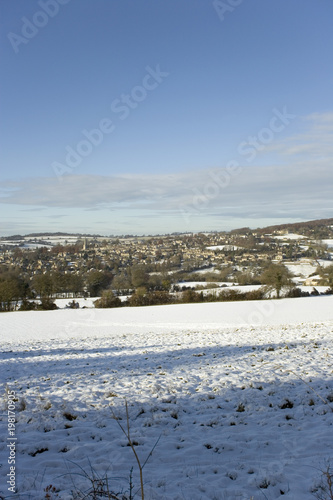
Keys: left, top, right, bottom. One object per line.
{"left": 0, "top": 241, "right": 21, "bottom": 247}
{"left": 31, "top": 236, "right": 80, "bottom": 245}
{"left": 207, "top": 245, "right": 239, "bottom": 250}
{"left": 273, "top": 234, "right": 305, "bottom": 240}
{"left": 189, "top": 267, "right": 220, "bottom": 274}
{"left": 176, "top": 282, "right": 330, "bottom": 296}
{"left": 285, "top": 259, "right": 332, "bottom": 280}
{"left": 176, "top": 281, "right": 223, "bottom": 288}
{"left": 54, "top": 297, "right": 99, "bottom": 309}
{"left": 323, "top": 239, "right": 333, "bottom": 248}
{"left": 1, "top": 297, "right": 333, "bottom": 499}
{"left": 285, "top": 262, "right": 318, "bottom": 278}
{"left": 22, "top": 243, "right": 53, "bottom": 249}
{"left": 0, "top": 236, "right": 80, "bottom": 249}
{"left": 318, "top": 259, "right": 333, "bottom": 268}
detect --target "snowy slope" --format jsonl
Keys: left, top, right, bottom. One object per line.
{"left": 0, "top": 297, "right": 333, "bottom": 500}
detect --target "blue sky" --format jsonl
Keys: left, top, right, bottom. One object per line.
{"left": 1, "top": 0, "right": 332, "bottom": 236}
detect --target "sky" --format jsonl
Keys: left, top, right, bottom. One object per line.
{"left": 0, "top": 0, "right": 332, "bottom": 236}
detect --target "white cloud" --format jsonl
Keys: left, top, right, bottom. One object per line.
{"left": 0, "top": 162, "right": 331, "bottom": 222}
{"left": 0, "top": 111, "right": 332, "bottom": 234}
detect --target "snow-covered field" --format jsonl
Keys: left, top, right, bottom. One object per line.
{"left": 323, "top": 239, "right": 333, "bottom": 248}
{"left": 1, "top": 297, "right": 333, "bottom": 499}
{"left": 273, "top": 234, "right": 306, "bottom": 241}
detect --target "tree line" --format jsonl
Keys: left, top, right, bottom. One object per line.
{"left": 0, "top": 264, "right": 169, "bottom": 311}
{"left": 1, "top": 262, "right": 332, "bottom": 312}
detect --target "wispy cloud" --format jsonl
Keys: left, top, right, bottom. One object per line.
{"left": 1, "top": 111, "right": 332, "bottom": 230}
{"left": 0, "top": 173, "right": 189, "bottom": 209}
{"left": 263, "top": 111, "right": 333, "bottom": 162}
{"left": 0, "top": 163, "right": 331, "bottom": 220}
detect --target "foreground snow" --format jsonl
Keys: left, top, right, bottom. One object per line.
{"left": 0, "top": 297, "right": 333, "bottom": 499}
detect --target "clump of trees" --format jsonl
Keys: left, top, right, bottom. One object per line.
{"left": 0, "top": 266, "right": 86, "bottom": 311}
{"left": 85, "top": 270, "right": 113, "bottom": 296}
{"left": 18, "top": 297, "right": 58, "bottom": 311}
{"left": 94, "top": 291, "right": 122, "bottom": 308}
{"left": 31, "top": 272, "right": 85, "bottom": 298}
{"left": 234, "top": 270, "right": 261, "bottom": 286}
{"left": 126, "top": 288, "right": 176, "bottom": 307}
{"left": 218, "top": 288, "right": 265, "bottom": 301}
{"left": 179, "top": 288, "right": 265, "bottom": 304}
{"left": 319, "top": 264, "right": 333, "bottom": 290}
{"left": 259, "top": 263, "right": 294, "bottom": 298}
{"left": 0, "top": 269, "right": 29, "bottom": 311}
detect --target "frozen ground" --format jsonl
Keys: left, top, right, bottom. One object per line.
{"left": 0, "top": 297, "right": 333, "bottom": 499}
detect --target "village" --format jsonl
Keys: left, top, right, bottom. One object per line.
{"left": 0, "top": 219, "right": 332, "bottom": 308}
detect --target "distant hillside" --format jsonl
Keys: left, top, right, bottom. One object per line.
{"left": 1, "top": 232, "right": 102, "bottom": 240}
{"left": 1, "top": 218, "right": 333, "bottom": 241}
{"left": 254, "top": 218, "right": 333, "bottom": 238}
{"left": 25, "top": 232, "right": 102, "bottom": 238}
